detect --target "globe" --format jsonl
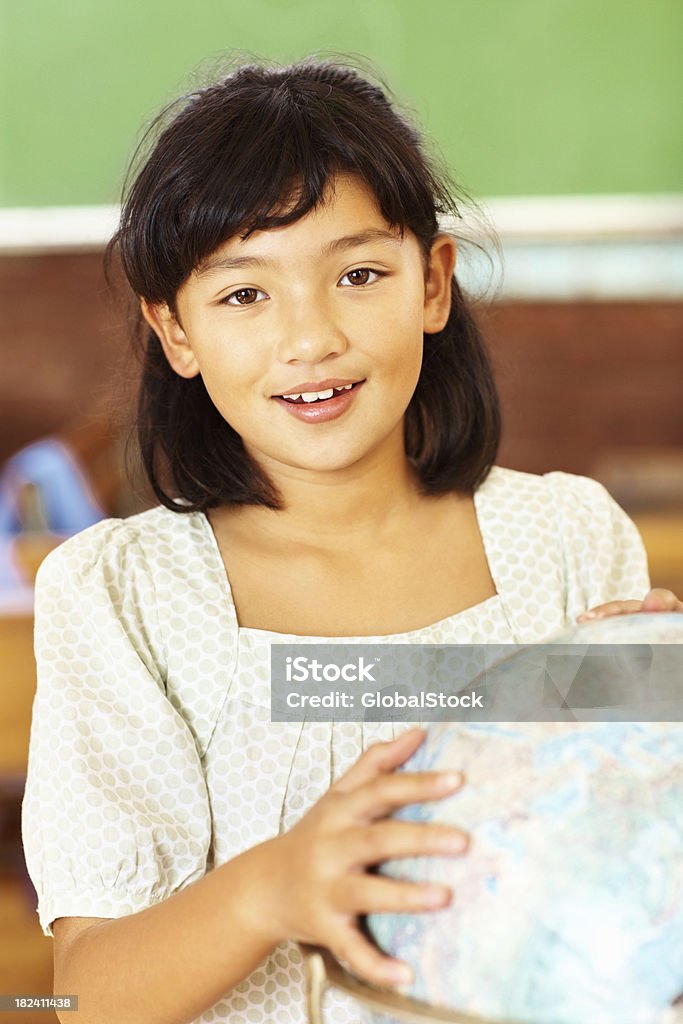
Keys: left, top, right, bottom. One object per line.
{"left": 366, "top": 613, "right": 683, "bottom": 1024}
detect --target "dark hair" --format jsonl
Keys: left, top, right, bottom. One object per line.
{"left": 106, "top": 56, "right": 501, "bottom": 512}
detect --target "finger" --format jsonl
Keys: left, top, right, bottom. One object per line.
{"left": 642, "top": 588, "right": 683, "bottom": 613}
{"left": 338, "top": 873, "right": 454, "bottom": 915}
{"left": 331, "top": 728, "right": 427, "bottom": 794}
{"left": 333, "top": 923, "right": 415, "bottom": 988}
{"left": 342, "top": 770, "right": 465, "bottom": 821}
{"left": 347, "top": 820, "right": 469, "bottom": 867}
{"left": 577, "top": 600, "right": 643, "bottom": 622}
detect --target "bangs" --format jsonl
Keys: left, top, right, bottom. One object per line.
{"left": 114, "top": 62, "right": 446, "bottom": 304}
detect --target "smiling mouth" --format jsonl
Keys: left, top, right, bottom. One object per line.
{"left": 277, "top": 382, "right": 362, "bottom": 405}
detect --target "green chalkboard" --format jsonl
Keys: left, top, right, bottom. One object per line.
{"left": 1, "top": 0, "right": 681, "bottom": 206}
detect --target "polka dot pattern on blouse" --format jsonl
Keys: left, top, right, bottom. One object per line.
{"left": 21, "top": 467, "right": 650, "bottom": 1023}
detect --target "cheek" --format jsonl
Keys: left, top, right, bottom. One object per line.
{"left": 189, "top": 346, "right": 259, "bottom": 427}
{"left": 192, "top": 327, "right": 259, "bottom": 387}
{"left": 400, "top": 340, "right": 425, "bottom": 398}
{"left": 378, "top": 302, "right": 425, "bottom": 378}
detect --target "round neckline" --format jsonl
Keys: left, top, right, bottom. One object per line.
{"left": 196, "top": 468, "right": 505, "bottom": 641}
{"left": 237, "top": 592, "right": 502, "bottom": 641}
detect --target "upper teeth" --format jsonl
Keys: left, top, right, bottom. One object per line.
{"left": 285, "top": 384, "right": 354, "bottom": 402}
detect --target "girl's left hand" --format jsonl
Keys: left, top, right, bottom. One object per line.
{"left": 577, "top": 588, "right": 683, "bottom": 623}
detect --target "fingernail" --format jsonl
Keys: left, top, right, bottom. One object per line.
{"left": 389, "top": 963, "right": 413, "bottom": 985}
{"left": 579, "top": 611, "right": 596, "bottom": 620}
{"left": 442, "top": 833, "right": 468, "bottom": 852}
{"left": 437, "top": 772, "right": 463, "bottom": 790}
{"left": 424, "top": 886, "right": 450, "bottom": 906}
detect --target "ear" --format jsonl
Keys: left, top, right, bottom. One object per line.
{"left": 423, "top": 234, "right": 457, "bottom": 334}
{"left": 140, "top": 298, "right": 201, "bottom": 379}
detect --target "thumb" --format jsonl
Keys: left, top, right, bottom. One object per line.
{"left": 642, "top": 588, "right": 674, "bottom": 611}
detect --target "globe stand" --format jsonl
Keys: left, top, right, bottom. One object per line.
{"left": 299, "top": 943, "right": 512, "bottom": 1024}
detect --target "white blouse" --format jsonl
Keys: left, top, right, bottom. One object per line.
{"left": 21, "top": 467, "right": 650, "bottom": 1023}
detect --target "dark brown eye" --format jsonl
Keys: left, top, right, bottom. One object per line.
{"left": 223, "top": 287, "right": 268, "bottom": 306}
{"left": 230, "top": 288, "right": 259, "bottom": 305}
{"left": 340, "top": 268, "right": 384, "bottom": 288}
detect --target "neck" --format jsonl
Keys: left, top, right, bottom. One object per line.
{"left": 235, "top": 436, "right": 422, "bottom": 551}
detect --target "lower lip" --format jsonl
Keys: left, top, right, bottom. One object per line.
{"left": 273, "top": 382, "right": 364, "bottom": 423}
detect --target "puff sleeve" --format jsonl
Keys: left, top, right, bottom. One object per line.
{"left": 545, "top": 471, "right": 651, "bottom": 623}
{"left": 21, "top": 519, "right": 212, "bottom": 937}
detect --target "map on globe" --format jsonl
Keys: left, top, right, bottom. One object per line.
{"left": 366, "top": 613, "right": 683, "bottom": 1024}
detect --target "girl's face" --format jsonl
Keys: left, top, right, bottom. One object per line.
{"left": 142, "top": 174, "right": 456, "bottom": 481}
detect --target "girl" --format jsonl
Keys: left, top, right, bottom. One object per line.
{"left": 21, "top": 57, "right": 682, "bottom": 1024}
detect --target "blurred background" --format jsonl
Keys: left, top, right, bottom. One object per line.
{"left": 1, "top": 0, "right": 682, "bottom": 1018}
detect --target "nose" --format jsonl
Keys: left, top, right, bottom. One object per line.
{"left": 275, "top": 296, "right": 349, "bottom": 364}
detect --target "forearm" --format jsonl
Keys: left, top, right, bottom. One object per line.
{"left": 55, "top": 838, "right": 284, "bottom": 1024}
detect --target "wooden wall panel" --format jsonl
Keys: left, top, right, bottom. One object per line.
{"left": 479, "top": 302, "right": 683, "bottom": 476}
{"left": 0, "top": 253, "right": 134, "bottom": 465}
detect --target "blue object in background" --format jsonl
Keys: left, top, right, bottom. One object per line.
{"left": 0, "top": 439, "right": 105, "bottom": 591}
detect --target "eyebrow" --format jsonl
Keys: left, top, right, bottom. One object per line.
{"left": 195, "top": 229, "right": 403, "bottom": 277}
